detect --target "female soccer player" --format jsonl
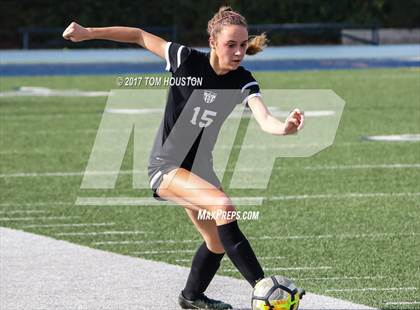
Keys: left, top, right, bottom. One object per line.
{"left": 63, "top": 6, "right": 304, "bottom": 309}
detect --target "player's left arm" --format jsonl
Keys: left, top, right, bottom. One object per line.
{"left": 247, "top": 96, "right": 304, "bottom": 135}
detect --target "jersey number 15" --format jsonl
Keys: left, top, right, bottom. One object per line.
{"left": 190, "top": 107, "right": 217, "bottom": 128}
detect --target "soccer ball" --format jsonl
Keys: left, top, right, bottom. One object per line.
{"left": 251, "top": 276, "right": 301, "bottom": 310}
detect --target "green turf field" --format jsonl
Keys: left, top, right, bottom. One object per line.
{"left": 1, "top": 68, "right": 419, "bottom": 309}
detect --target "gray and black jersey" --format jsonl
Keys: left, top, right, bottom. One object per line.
{"left": 148, "top": 42, "right": 261, "bottom": 180}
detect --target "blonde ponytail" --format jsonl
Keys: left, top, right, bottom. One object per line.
{"left": 246, "top": 33, "right": 268, "bottom": 55}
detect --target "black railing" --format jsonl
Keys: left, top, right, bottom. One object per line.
{"left": 248, "top": 23, "right": 380, "bottom": 45}
{"left": 18, "top": 26, "right": 178, "bottom": 49}
{"left": 19, "top": 23, "right": 380, "bottom": 49}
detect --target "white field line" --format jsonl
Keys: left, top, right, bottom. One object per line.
{"left": 268, "top": 192, "right": 420, "bottom": 201}
{"left": 2, "top": 191, "right": 417, "bottom": 210}
{"left": 219, "top": 163, "right": 420, "bottom": 171}
{"left": 363, "top": 134, "right": 420, "bottom": 142}
{"left": 76, "top": 196, "right": 263, "bottom": 206}
{"left": 3, "top": 140, "right": 408, "bottom": 156}
{"left": 54, "top": 230, "right": 148, "bottom": 237}
{"left": 94, "top": 239, "right": 198, "bottom": 245}
{"left": 251, "top": 232, "right": 419, "bottom": 241}
{"left": 21, "top": 222, "right": 116, "bottom": 228}
{"left": 223, "top": 266, "right": 332, "bottom": 272}
{"left": 1, "top": 163, "right": 419, "bottom": 178}
{"left": 303, "top": 163, "right": 420, "bottom": 170}
{"left": 0, "top": 142, "right": 362, "bottom": 155}
{"left": 0, "top": 216, "right": 80, "bottom": 221}
{"left": 0, "top": 87, "right": 109, "bottom": 97}
{"left": 92, "top": 232, "right": 418, "bottom": 246}
{"left": 75, "top": 192, "right": 420, "bottom": 207}
{"left": 385, "top": 301, "right": 420, "bottom": 306}
{"left": 0, "top": 210, "right": 46, "bottom": 215}
{"left": 326, "top": 287, "right": 417, "bottom": 292}
{"left": 0, "top": 149, "right": 88, "bottom": 155}
{"left": 0, "top": 202, "right": 73, "bottom": 207}
{"left": 226, "top": 256, "right": 286, "bottom": 261}
{"left": 294, "top": 276, "right": 386, "bottom": 281}
{"left": 132, "top": 249, "right": 196, "bottom": 255}
{"left": 0, "top": 171, "right": 135, "bottom": 178}
{"left": 175, "top": 256, "right": 286, "bottom": 263}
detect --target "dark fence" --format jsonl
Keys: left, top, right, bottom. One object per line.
{"left": 18, "top": 26, "right": 178, "bottom": 49}
{"left": 18, "top": 23, "right": 380, "bottom": 49}
{"left": 249, "top": 23, "right": 380, "bottom": 45}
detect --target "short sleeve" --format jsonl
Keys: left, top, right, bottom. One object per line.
{"left": 164, "top": 42, "right": 192, "bottom": 73}
{"left": 239, "top": 70, "right": 261, "bottom": 105}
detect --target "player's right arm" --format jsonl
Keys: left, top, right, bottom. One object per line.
{"left": 62, "top": 22, "right": 167, "bottom": 59}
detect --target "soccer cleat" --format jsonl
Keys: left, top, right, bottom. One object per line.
{"left": 178, "top": 291, "right": 233, "bottom": 309}
{"left": 297, "top": 287, "right": 306, "bottom": 299}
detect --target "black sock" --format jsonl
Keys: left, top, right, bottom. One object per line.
{"left": 182, "top": 242, "right": 224, "bottom": 300}
{"left": 217, "top": 220, "right": 264, "bottom": 287}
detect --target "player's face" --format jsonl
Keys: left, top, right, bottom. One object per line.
{"left": 214, "top": 25, "right": 248, "bottom": 71}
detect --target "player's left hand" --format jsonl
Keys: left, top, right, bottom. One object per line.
{"left": 283, "top": 108, "right": 304, "bottom": 135}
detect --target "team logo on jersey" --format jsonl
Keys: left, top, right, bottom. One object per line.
{"left": 203, "top": 90, "right": 217, "bottom": 104}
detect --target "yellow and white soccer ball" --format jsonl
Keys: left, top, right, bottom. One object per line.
{"left": 251, "top": 276, "right": 301, "bottom": 310}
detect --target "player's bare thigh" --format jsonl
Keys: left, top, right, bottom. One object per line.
{"left": 157, "top": 168, "right": 236, "bottom": 225}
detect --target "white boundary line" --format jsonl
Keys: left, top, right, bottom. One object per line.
{"left": 326, "top": 287, "right": 417, "bottom": 292}
{"left": 132, "top": 250, "right": 196, "bottom": 255}
{"left": 1, "top": 192, "right": 417, "bottom": 210}
{"left": 174, "top": 256, "right": 286, "bottom": 263}
{"left": 268, "top": 192, "right": 420, "bottom": 201}
{"left": 0, "top": 202, "right": 73, "bottom": 207}
{"left": 303, "top": 163, "right": 420, "bottom": 170}
{"left": 252, "top": 232, "right": 419, "bottom": 241}
{"left": 0, "top": 142, "right": 363, "bottom": 155}
{"left": 0, "top": 171, "right": 134, "bottom": 178}
{"left": 92, "top": 232, "right": 418, "bottom": 246}
{"left": 1, "top": 191, "right": 418, "bottom": 209}
{"left": 75, "top": 196, "right": 263, "bottom": 206}
{"left": 94, "top": 239, "right": 197, "bottom": 245}
{"left": 75, "top": 192, "right": 420, "bottom": 206}
{"left": 1, "top": 163, "right": 419, "bottom": 178}
{"left": 0, "top": 210, "right": 46, "bottom": 214}
{"left": 223, "top": 266, "right": 332, "bottom": 272}
{"left": 54, "top": 230, "right": 149, "bottom": 236}
{"left": 21, "top": 222, "right": 116, "bottom": 228}
{"left": 0, "top": 216, "right": 80, "bottom": 221}
{"left": 384, "top": 301, "right": 420, "bottom": 305}
{"left": 294, "top": 276, "right": 385, "bottom": 281}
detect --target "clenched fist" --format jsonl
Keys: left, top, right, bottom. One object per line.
{"left": 283, "top": 108, "right": 305, "bottom": 135}
{"left": 62, "top": 22, "right": 90, "bottom": 42}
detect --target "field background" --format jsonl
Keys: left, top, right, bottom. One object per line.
{"left": 1, "top": 68, "right": 419, "bottom": 309}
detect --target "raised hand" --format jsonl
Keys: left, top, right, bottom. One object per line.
{"left": 62, "top": 22, "right": 90, "bottom": 42}
{"left": 283, "top": 108, "right": 304, "bottom": 135}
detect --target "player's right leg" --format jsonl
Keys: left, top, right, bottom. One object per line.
{"left": 157, "top": 168, "right": 265, "bottom": 287}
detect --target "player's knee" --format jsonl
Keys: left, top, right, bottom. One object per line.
{"left": 214, "top": 196, "right": 235, "bottom": 213}
{"left": 204, "top": 238, "right": 225, "bottom": 254}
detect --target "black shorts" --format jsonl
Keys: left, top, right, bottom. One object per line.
{"left": 148, "top": 157, "right": 221, "bottom": 201}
